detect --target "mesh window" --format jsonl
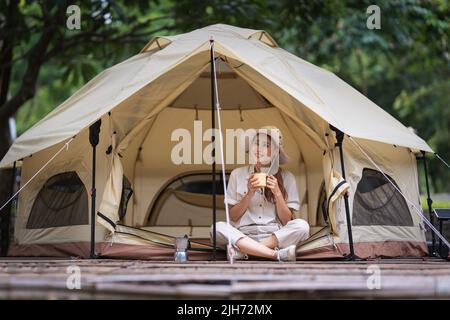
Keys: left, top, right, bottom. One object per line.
{"left": 148, "top": 173, "right": 228, "bottom": 226}
{"left": 118, "top": 175, "right": 133, "bottom": 221}
{"left": 352, "top": 168, "right": 413, "bottom": 226}
{"left": 27, "top": 172, "right": 88, "bottom": 229}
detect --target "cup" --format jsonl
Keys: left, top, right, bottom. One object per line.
{"left": 253, "top": 172, "right": 267, "bottom": 188}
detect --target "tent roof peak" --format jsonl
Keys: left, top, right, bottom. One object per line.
{"left": 140, "top": 23, "right": 278, "bottom": 53}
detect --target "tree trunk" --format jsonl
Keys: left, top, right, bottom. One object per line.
{"left": 0, "top": 0, "right": 16, "bottom": 256}
{"left": 0, "top": 119, "right": 13, "bottom": 256}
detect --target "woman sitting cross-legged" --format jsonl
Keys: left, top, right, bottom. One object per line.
{"left": 210, "top": 126, "right": 310, "bottom": 262}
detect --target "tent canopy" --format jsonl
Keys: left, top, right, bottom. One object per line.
{"left": 0, "top": 24, "right": 432, "bottom": 168}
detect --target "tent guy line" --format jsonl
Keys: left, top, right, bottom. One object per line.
{"left": 435, "top": 153, "right": 450, "bottom": 170}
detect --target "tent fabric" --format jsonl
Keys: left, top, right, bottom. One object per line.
{"left": 332, "top": 139, "right": 426, "bottom": 246}
{"left": 0, "top": 24, "right": 432, "bottom": 169}
{"left": 7, "top": 238, "right": 427, "bottom": 260}
{"left": 113, "top": 224, "right": 214, "bottom": 250}
{"left": 173, "top": 190, "right": 226, "bottom": 210}
{"left": 97, "top": 151, "right": 123, "bottom": 232}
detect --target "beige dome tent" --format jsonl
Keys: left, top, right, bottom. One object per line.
{"left": 0, "top": 24, "right": 434, "bottom": 260}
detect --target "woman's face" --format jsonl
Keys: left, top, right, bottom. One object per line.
{"left": 251, "top": 134, "right": 272, "bottom": 165}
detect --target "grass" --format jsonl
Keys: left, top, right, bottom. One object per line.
{"left": 421, "top": 196, "right": 450, "bottom": 211}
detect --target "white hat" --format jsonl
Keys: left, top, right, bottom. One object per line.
{"left": 244, "top": 126, "right": 290, "bottom": 165}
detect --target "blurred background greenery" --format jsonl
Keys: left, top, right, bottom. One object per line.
{"left": 1, "top": 0, "right": 449, "bottom": 199}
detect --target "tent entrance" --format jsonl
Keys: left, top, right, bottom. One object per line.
{"left": 119, "top": 106, "right": 326, "bottom": 227}
{"left": 112, "top": 56, "right": 331, "bottom": 251}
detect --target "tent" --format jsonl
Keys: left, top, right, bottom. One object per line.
{"left": 0, "top": 24, "right": 432, "bottom": 260}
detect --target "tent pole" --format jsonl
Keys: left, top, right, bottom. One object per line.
{"left": 210, "top": 39, "right": 217, "bottom": 260}
{"left": 330, "top": 125, "right": 355, "bottom": 260}
{"left": 0, "top": 161, "right": 16, "bottom": 257}
{"left": 421, "top": 151, "right": 436, "bottom": 256}
{"left": 89, "top": 120, "right": 101, "bottom": 259}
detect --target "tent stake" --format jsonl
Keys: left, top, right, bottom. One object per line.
{"left": 210, "top": 39, "right": 217, "bottom": 260}
{"left": 421, "top": 151, "right": 436, "bottom": 256}
{"left": 89, "top": 120, "right": 101, "bottom": 259}
{"left": 330, "top": 126, "right": 356, "bottom": 260}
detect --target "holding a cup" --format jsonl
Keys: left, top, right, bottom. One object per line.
{"left": 252, "top": 172, "right": 267, "bottom": 188}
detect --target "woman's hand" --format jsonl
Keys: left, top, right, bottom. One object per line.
{"left": 247, "top": 174, "right": 260, "bottom": 196}
{"left": 267, "top": 174, "right": 291, "bottom": 224}
{"left": 266, "top": 175, "right": 282, "bottom": 197}
{"left": 230, "top": 174, "right": 260, "bottom": 222}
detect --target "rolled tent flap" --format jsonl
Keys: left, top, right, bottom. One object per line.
{"left": 97, "top": 151, "right": 123, "bottom": 233}
{"left": 327, "top": 169, "right": 350, "bottom": 235}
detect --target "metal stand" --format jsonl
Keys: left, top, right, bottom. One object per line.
{"left": 432, "top": 209, "right": 450, "bottom": 259}
{"left": 89, "top": 120, "right": 101, "bottom": 259}
{"left": 210, "top": 39, "right": 217, "bottom": 260}
{"left": 421, "top": 151, "right": 436, "bottom": 257}
{"left": 330, "top": 126, "right": 356, "bottom": 260}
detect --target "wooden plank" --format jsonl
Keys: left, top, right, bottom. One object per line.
{"left": 0, "top": 258, "right": 449, "bottom": 299}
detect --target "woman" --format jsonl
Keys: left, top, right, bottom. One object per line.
{"left": 211, "top": 126, "right": 310, "bottom": 261}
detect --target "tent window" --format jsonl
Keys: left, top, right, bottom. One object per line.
{"left": 118, "top": 175, "right": 133, "bottom": 221}
{"left": 352, "top": 168, "right": 413, "bottom": 226}
{"left": 147, "top": 173, "right": 228, "bottom": 226}
{"left": 27, "top": 171, "right": 88, "bottom": 229}
{"left": 178, "top": 178, "right": 226, "bottom": 195}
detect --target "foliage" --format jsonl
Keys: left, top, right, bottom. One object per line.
{"left": 1, "top": 0, "right": 449, "bottom": 192}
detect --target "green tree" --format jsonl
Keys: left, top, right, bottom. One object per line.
{"left": 0, "top": 0, "right": 176, "bottom": 254}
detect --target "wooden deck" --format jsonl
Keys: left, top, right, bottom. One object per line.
{"left": 0, "top": 258, "right": 449, "bottom": 299}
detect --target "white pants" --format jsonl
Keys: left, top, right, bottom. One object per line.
{"left": 210, "top": 219, "right": 310, "bottom": 249}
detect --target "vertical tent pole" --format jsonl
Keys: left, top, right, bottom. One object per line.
{"left": 210, "top": 39, "right": 217, "bottom": 260}
{"left": 330, "top": 125, "right": 355, "bottom": 260}
{"left": 439, "top": 219, "right": 443, "bottom": 257}
{"left": 0, "top": 160, "right": 16, "bottom": 256}
{"left": 89, "top": 120, "right": 101, "bottom": 259}
{"left": 421, "top": 151, "right": 436, "bottom": 256}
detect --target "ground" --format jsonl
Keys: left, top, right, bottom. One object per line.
{"left": 0, "top": 258, "right": 449, "bottom": 299}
